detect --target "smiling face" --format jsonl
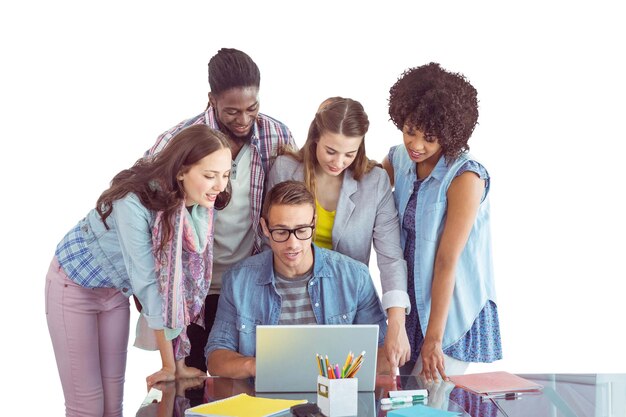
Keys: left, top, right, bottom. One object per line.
{"left": 402, "top": 125, "right": 442, "bottom": 167}
{"left": 314, "top": 131, "right": 363, "bottom": 177}
{"left": 209, "top": 87, "right": 260, "bottom": 141}
{"left": 261, "top": 203, "right": 315, "bottom": 278}
{"left": 178, "top": 147, "right": 232, "bottom": 208}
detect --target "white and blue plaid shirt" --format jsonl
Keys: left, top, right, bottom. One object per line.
{"left": 55, "top": 193, "right": 164, "bottom": 328}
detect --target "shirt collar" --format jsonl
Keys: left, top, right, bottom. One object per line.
{"left": 404, "top": 153, "right": 449, "bottom": 183}
{"left": 429, "top": 155, "right": 450, "bottom": 182}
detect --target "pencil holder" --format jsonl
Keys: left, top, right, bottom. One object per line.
{"left": 317, "top": 375, "right": 358, "bottom": 417}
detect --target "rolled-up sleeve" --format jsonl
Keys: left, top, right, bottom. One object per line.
{"left": 112, "top": 195, "right": 163, "bottom": 329}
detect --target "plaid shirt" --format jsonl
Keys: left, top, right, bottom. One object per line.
{"left": 146, "top": 108, "right": 295, "bottom": 254}
{"left": 54, "top": 195, "right": 164, "bottom": 328}
{"left": 55, "top": 221, "right": 115, "bottom": 288}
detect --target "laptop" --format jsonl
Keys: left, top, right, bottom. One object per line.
{"left": 254, "top": 324, "right": 379, "bottom": 392}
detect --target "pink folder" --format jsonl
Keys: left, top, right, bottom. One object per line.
{"left": 449, "top": 371, "right": 543, "bottom": 395}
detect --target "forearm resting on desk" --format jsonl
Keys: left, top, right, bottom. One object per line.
{"left": 146, "top": 330, "right": 176, "bottom": 388}
{"left": 207, "top": 349, "right": 256, "bottom": 378}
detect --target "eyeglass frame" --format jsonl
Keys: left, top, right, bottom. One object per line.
{"left": 265, "top": 217, "right": 316, "bottom": 243}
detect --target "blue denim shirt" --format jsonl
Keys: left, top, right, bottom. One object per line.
{"left": 205, "top": 245, "right": 388, "bottom": 358}
{"left": 55, "top": 193, "right": 164, "bottom": 329}
{"left": 389, "top": 146, "right": 497, "bottom": 348}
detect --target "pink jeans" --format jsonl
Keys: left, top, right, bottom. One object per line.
{"left": 46, "top": 258, "right": 130, "bottom": 417}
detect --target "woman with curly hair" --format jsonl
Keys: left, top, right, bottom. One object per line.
{"left": 46, "top": 125, "right": 231, "bottom": 417}
{"left": 383, "top": 63, "right": 502, "bottom": 382}
{"left": 267, "top": 97, "right": 411, "bottom": 373}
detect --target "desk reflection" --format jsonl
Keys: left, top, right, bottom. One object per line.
{"left": 136, "top": 374, "right": 626, "bottom": 417}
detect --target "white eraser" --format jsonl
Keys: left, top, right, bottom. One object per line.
{"left": 389, "top": 389, "right": 429, "bottom": 398}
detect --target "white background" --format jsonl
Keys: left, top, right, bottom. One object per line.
{"left": 1, "top": 1, "right": 625, "bottom": 415}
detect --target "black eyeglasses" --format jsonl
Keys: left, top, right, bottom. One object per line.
{"left": 267, "top": 222, "right": 315, "bottom": 243}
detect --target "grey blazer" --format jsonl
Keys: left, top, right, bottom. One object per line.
{"left": 267, "top": 155, "right": 409, "bottom": 310}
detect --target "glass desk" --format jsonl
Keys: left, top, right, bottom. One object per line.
{"left": 136, "top": 373, "right": 626, "bottom": 417}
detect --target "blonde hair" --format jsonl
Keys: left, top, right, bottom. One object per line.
{"left": 281, "top": 97, "right": 379, "bottom": 200}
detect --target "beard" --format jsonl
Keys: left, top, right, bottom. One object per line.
{"left": 227, "top": 129, "right": 254, "bottom": 147}
{"left": 214, "top": 110, "right": 255, "bottom": 146}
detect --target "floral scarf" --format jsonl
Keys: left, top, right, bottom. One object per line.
{"left": 152, "top": 202, "right": 214, "bottom": 358}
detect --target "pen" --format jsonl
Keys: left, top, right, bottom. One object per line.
{"left": 346, "top": 361, "right": 363, "bottom": 378}
{"left": 341, "top": 351, "right": 353, "bottom": 377}
{"left": 353, "top": 350, "right": 365, "bottom": 365}
{"left": 316, "top": 354, "right": 324, "bottom": 376}
{"left": 381, "top": 395, "right": 426, "bottom": 405}
{"left": 344, "top": 351, "right": 365, "bottom": 376}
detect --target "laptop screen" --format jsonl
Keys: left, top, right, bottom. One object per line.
{"left": 255, "top": 324, "right": 379, "bottom": 392}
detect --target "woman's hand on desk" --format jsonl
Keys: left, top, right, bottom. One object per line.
{"left": 146, "top": 367, "right": 176, "bottom": 391}
{"left": 384, "top": 307, "right": 411, "bottom": 376}
{"left": 175, "top": 358, "right": 207, "bottom": 379}
{"left": 419, "top": 337, "right": 448, "bottom": 383}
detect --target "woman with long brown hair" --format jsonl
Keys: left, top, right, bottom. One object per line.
{"left": 267, "top": 97, "right": 410, "bottom": 374}
{"left": 46, "top": 125, "right": 231, "bottom": 417}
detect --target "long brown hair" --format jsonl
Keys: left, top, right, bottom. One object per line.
{"left": 282, "top": 97, "right": 379, "bottom": 199}
{"left": 96, "top": 125, "right": 231, "bottom": 251}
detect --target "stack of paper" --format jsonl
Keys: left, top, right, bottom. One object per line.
{"left": 449, "top": 371, "right": 543, "bottom": 395}
{"left": 184, "top": 393, "right": 307, "bottom": 417}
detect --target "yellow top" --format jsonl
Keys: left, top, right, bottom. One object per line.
{"left": 314, "top": 199, "right": 335, "bottom": 249}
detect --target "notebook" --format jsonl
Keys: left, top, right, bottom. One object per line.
{"left": 255, "top": 324, "right": 379, "bottom": 392}
{"left": 449, "top": 371, "right": 544, "bottom": 395}
{"left": 184, "top": 393, "right": 306, "bottom": 417}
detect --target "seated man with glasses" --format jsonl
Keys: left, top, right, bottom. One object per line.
{"left": 205, "top": 180, "right": 388, "bottom": 378}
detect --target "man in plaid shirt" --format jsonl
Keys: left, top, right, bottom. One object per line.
{"left": 146, "top": 48, "right": 296, "bottom": 372}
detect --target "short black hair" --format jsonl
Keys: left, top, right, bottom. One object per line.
{"left": 208, "top": 48, "right": 261, "bottom": 95}
{"left": 388, "top": 62, "right": 479, "bottom": 161}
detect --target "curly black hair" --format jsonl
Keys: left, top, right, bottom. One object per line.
{"left": 388, "top": 62, "right": 479, "bottom": 162}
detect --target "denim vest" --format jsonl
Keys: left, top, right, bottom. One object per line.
{"left": 390, "top": 146, "right": 496, "bottom": 348}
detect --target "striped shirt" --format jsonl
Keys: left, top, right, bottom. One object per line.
{"left": 146, "top": 108, "right": 295, "bottom": 254}
{"left": 275, "top": 270, "right": 316, "bottom": 325}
